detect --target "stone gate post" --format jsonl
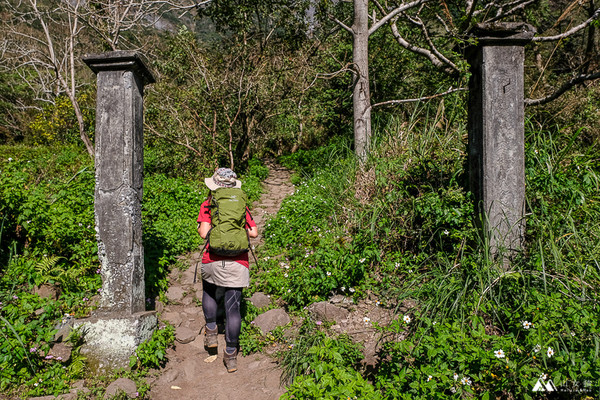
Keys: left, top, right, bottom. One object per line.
{"left": 76, "top": 51, "right": 157, "bottom": 371}
{"left": 467, "top": 22, "right": 535, "bottom": 257}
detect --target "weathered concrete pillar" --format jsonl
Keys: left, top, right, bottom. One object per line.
{"left": 467, "top": 23, "right": 535, "bottom": 256}
{"left": 76, "top": 51, "right": 157, "bottom": 371}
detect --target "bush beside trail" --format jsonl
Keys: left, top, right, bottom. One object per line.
{"left": 250, "top": 119, "right": 600, "bottom": 399}
{"left": 2, "top": 109, "right": 600, "bottom": 398}
{"left": 0, "top": 145, "right": 266, "bottom": 397}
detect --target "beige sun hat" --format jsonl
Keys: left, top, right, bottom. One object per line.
{"left": 204, "top": 167, "right": 242, "bottom": 191}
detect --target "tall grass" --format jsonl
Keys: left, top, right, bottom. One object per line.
{"left": 364, "top": 103, "right": 600, "bottom": 397}
{"left": 250, "top": 95, "right": 600, "bottom": 397}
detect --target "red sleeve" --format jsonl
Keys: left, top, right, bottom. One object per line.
{"left": 246, "top": 209, "right": 256, "bottom": 228}
{"left": 197, "top": 200, "right": 211, "bottom": 224}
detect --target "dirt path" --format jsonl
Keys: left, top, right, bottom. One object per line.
{"left": 146, "top": 163, "right": 295, "bottom": 400}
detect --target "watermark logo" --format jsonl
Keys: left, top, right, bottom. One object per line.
{"left": 533, "top": 378, "right": 557, "bottom": 392}
{"left": 532, "top": 377, "right": 594, "bottom": 394}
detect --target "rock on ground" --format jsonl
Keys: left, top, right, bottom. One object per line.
{"left": 252, "top": 309, "right": 291, "bottom": 335}
{"left": 104, "top": 378, "right": 138, "bottom": 399}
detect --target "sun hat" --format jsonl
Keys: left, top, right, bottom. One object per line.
{"left": 204, "top": 167, "right": 242, "bottom": 191}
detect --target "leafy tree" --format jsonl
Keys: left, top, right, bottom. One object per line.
{"left": 1, "top": 0, "right": 95, "bottom": 155}
{"left": 145, "top": 2, "right": 327, "bottom": 173}
{"left": 315, "top": 0, "right": 600, "bottom": 161}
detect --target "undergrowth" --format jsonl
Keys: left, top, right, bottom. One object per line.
{"left": 0, "top": 145, "right": 266, "bottom": 397}
{"left": 252, "top": 100, "right": 600, "bottom": 399}
{"left": 2, "top": 95, "right": 600, "bottom": 398}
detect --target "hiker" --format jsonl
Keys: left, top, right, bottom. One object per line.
{"left": 197, "top": 167, "right": 258, "bottom": 373}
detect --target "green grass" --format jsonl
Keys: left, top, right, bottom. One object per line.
{"left": 2, "top": 98, "right": 600, "bottom": 398}
{"left": 255, "top": 102, "right": 600, "bottom": 398}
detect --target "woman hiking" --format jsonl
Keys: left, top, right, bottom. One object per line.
{"left": 197, "top": 167, "right": 258, "bottom": 373}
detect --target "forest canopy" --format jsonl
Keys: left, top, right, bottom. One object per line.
{"left": 0, "top": 0, "right": 598, "bottom": 170}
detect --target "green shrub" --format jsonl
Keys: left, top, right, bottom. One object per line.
{"left": 143, "top": 174, "right": 205, "bottom": 298}
{"left": 280, "top": 326, "right": 380, "bottom": 400}
{"left": 0, "top": 145, "right": 270, "bottom": 395}
{"left": 0, "top": 290, "right": 74, "bottom": 393}
{"left": 0, "top": 146, "right": 96, "bottom": 270}
{"left": 376, "top": 289, "right": 600, "bottom": 399}
{"left": 130, "top": 324, "right": 174, "bottom": 371}
{"left": 27, "top": 92, "right": 95, "bottom": 146}
{"left": 254, "top": 160, "right": 379, "bottom": 308}
{"left": 372, "top": 120, "right": 600, "bottom": 399}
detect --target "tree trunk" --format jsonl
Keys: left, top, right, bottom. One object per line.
{"left": 585, "top": 0, "right": 596, "bottom": 72}
{"left": 352, "top": 0, "right": 372, "bottom": 164}
{"left": 72, "top": 94, "right": 95, "bottom": 158}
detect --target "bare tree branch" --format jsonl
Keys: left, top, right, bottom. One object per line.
{"left": 410, "top": 14, "right": 459, "bottom": 72}
{"left": 489, "top": 0, "right": 536, "bottom": 22}
{"left": 332, "top": 16, "right": 354, "bottom": 34}
{"left": 533, "top": 7, "right": 600, "bottom": 42}
{"left": 306, "top": 64, "right": 354, "bottom": 91}
{"left": 147, "top": 125, "right": 202, "bottom": 156}
{"left": 525, "top": 71, "right": 600, "bottom": 106}
{"left": 390, "top": 17, "right": 459, "bottom": 74}
{"left": 369, "top": 0, "right": 429, "bottom": 36}
{"left": 370, "top": 87, "right": 467, "bottom": 110}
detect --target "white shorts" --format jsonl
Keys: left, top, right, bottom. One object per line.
{"left": 201, "top": 260, "right": 250, "bottom": 288}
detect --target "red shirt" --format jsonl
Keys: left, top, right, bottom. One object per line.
{"left": 197, "top": 199, "right": 256, "bottom": 268}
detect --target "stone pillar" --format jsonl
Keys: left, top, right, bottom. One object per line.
{"left": 467, "top": 23, "right": 535, "bottom": 256}
{"left": 76, "top": 51, "right": 157, "bottom": 372}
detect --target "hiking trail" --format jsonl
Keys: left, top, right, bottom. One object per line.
{"left": 145, "top": 163, "right": 295, "bottom": 400}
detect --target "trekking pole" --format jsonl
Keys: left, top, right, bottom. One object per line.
{"left": 246, "top": 207, "right": 260, "bottom": 269}
{"left": 194, "top": 237, "right": 210, "bottom": 284}
{"left": 249, "top": 242, "right": 260, "bottom": 269}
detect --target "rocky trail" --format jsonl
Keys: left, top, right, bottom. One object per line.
{"left": 145, "top": 164, "right": 296, "bottom": 400}
{"left": 26, "top": 163, "right": 400, "bottom": 400}
{"left": 142, "top": 162, "right": 401, "bottom": 400}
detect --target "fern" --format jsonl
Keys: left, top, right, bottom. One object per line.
{"left": 34, "top": 256, "right": 87, "bottom": 291}
{"left": 34, "top": 255, "right": 63, "bottom": 278}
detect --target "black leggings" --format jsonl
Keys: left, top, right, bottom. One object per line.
{"left": 202, "top": 280, "right": 242, "bottom": 349}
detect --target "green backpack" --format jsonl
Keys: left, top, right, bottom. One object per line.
{"left": 207, "top": 187, "right": 249, "bottom": 256}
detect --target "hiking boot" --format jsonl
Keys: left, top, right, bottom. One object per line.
{"left": 223, "top": 349, "right": 238, "bottom": 373}
{"left": 204, "top": 325, "right": 218, "bottom": 349}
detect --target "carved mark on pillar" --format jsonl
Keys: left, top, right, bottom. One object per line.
{"left": 503, "top": 79, "right": 511, "bottom": 94}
